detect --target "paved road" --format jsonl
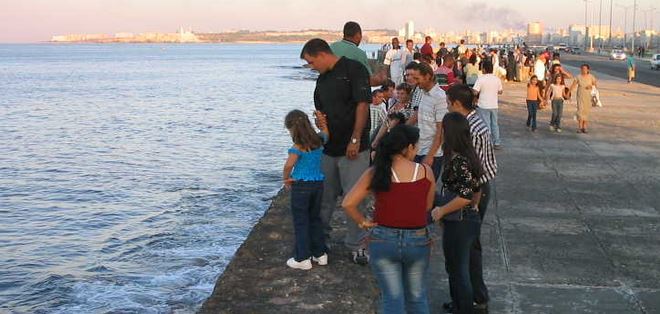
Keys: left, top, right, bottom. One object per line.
{"left": 561, "top": 53, "right": 660, "bottom": 87}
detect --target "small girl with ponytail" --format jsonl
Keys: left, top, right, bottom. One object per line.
{"left": 342, "top": 124, "right": 435, "bottom": 313}
{"left": 282, "top": 109, "right": 329, "bottom": 270}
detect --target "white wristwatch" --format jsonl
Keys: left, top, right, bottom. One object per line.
{"left": 351, "top": 138, "right": 358, "bottom": 144}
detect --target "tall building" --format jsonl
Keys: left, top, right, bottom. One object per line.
{"left": 568, "top": 24, "right": 612, "bottom": 47}
{"left": 527, "top": 22, "right": 543, "bottom": 45}
{"left": 405, "top": 21, "right": 414, "bottom": 40}
{"left": 569, "top": 24, "right": 586, "bottom": 46}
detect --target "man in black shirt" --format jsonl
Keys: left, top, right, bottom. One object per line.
{"left": 300, "top": 38, "right": 372, "bottom": 264}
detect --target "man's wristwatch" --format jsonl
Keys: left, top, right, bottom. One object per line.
{"left": 351, "top": 137, "right": 358, "bottom": 145}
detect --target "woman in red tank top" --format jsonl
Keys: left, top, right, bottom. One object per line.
{"left": 342, "top": 125, "right": 435, "bottom": 313}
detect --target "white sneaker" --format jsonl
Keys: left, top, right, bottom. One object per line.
{"left": 286, "top": 258, "right": 312, "bottom": 270}
{"left": 312, "top": 253, "right": 328, "bottom": 266}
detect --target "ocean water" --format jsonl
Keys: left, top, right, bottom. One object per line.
{"left": 0, "top": 43, "right": 377, "bottom": 313}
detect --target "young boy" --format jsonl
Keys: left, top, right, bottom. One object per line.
{"left": 369, "top": 89, "right": 387, "bottom": 140}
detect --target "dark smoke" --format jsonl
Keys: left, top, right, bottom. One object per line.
{"left": 458, "top": 1, "right": 527, "bottom": 30}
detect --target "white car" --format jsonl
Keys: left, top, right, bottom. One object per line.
{"left": 651, "top": 54, "right": 660, "bottom": 70}
{"left": 610, "top": 50, "right": 626, "bottom": 60}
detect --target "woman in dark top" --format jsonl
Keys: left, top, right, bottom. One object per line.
{"left": 431, "top": 112, "right": 484, "bottom": 314}
{"left": 343, "top": 124, "right": 435, "bottom": 314}
{"left": 506, "top": 50, "right": 516, "bottom": 82}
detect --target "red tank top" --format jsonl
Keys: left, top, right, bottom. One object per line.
{"left": 374, "top": 164, "right": 431, "bottom": 228}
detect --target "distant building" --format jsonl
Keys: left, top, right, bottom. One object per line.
{"left": 405, "top": 21, "right": 414, "bottom": 40}
{"left": 569, "top": 24, "right": 586, "bottom": 46}
{"left": 527, "top": 22, "right": 543, "bottom": 45}
{"left": 568, "top": 24, "right": 613, "bottom": 47}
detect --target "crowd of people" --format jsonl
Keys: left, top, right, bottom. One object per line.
{"left": 281, "top": 21, "right": 598, "bottom": 314}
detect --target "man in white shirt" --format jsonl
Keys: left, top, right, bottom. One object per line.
{"left": 534, "top": 54, "right": 547, "bottom": 92}
{"left": 403, "top": 39, "right": 415, "bottom": 66}
{"left": 490, "top": 49, "right": 500, "bottom": 77}
{"left": 473, "top": 60, "right": 503, "bottom": 149}
{"left": 410, "top": 62, "right": 447, "bottom": 178}
{"left": 457, "top": 39, "right": 467, "bottom": 56}
{"left": 384, "top": 37, "right": 405, "bottom": 85}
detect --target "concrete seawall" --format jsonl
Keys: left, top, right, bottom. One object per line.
{"left": 198, "top": 190, "right": 380, "bottom": 313}
{"left": 200, "top": 67, "right": 660, "bottom": 313}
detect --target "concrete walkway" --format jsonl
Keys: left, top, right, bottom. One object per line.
{"left": 455, "top": 68, "right": 660, "bottom": 313}
{"left": 199, "top": 70, "right": 660, "bottom": 313}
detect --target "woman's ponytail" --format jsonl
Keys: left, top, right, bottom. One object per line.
{"left": 370, "top": 125, "right": 420, "bottom": 192}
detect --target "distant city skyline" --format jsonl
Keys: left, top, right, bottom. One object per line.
{"left": 1, "top": 0, "right": 658, "bottom": 43}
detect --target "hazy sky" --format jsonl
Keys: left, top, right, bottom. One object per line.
{"left": 1, "top": 0, "right": 658, "bottom": 42}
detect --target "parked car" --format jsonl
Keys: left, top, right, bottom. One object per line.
{"left": 610, "top": 49, "right": 626, "bottom": 60}
{"left": 651, "top": 54, "right": 660, "bottom": 70}
{"left": 567, "top": 47, "right": 582, "bottom": 55}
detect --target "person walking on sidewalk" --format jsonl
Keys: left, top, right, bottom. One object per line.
{"left": 534, "top": 54, "right": 547, "bottom": 103}
{"left": 526, "top": 75, "right": 543, "bottom": 132}
{"left": 300, "top": 38, "right": 372, "bottom": 264}
{"left": 343, "top": 124, "right": 435, "bottom": 314}
{"left": 570, "top": 64, "right": 597, "bottom": 134}
{"left": 282, "top": 110, "right": 330, "bottom": 270}
{"left": 472, "top": 61, "right": 503, "bottom": 149}
{"left": 546, "top": 74, "right": 570, "bottom": 133}
{"left": 626, "top": 55, "right": 636, "bottom": 83}
{"left": 445, "top": 84, "right": 498, "bottom": 313}
{"left": 464, "top": 54, "right": 480, "bottom": 88}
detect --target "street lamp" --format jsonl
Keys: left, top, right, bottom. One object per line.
{"left": 617, "top": 3, "right": 632, "bottom": 50}
{"left": 609, "top": 0, "right": 614, "bottom": 48}
{"left": 599, "top": 0, "right": 603, "bottom": 51}
{"left": 641, "top": 6, "right": 656, "bottom": 50}
{"left": 631, "top": 0, "right": 637, "bottom": 55}
{"left": 583, "top": 0, "right": 592, "bottom": 50}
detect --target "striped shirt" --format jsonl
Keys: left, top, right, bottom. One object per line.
{"left": 466, "top": 110, "right": 497, "bottom": 183}
{"left": 369, "top": 103, "right": 387, "bottom": 139}
{"left": 411, "top": 86, "right": 423, "bottom": 110}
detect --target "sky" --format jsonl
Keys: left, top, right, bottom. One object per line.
{"left": 1, "top": 0, "right": 658, "bottom": 42}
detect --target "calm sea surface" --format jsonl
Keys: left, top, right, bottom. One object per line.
{"left": 0, "top": 43, "right": 379, "bottom": 313}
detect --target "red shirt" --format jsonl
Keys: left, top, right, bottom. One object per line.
{"left": 434, "top": 65, "right": 457, "bottom": 91}
{"left": 421, "top": 43, "right": 434, "bottom": 57}
{"left": 374, "top": 176, "right": 431, "bottom": 228}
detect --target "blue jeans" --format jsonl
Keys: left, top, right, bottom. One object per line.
{"left": 369, "top": 226, "right": 431, "bottom": 314}
{"left": 414, "top": 155, "right": 443, "bottom": 180}
{"left": 526, "top": 100, "right": 539, "bottom": 129}
{"left": 550, "top": 99, "right": 564, "bottom": 128}
{"left": 443, "top": 210, "right": 481, "bottom": 314}
{"left": 477, "top": 108, "right": 500, "bottom": 145}
{"left": 290, "top": 180, "right": 326, "bottom": 261}
{"left": 471, "top": 182, "right": 490, "bottom": 304}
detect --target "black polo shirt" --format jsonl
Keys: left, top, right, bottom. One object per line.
{"left": 314, "top": 57, "right": 372, "bottom": 157}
